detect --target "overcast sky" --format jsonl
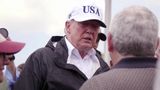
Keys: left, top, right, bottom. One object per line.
{"left": 0, "top": 0, "right": 159, "bottom": 66}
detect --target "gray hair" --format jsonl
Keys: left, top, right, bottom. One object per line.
{"left": 109, "top": 6, "right": 159, "bottom": 56}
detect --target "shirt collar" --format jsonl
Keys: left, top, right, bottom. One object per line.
{"left": 113, "top": 57, "right": 157, "bottom": 69}
{"left": 65, "top": 37, "right": 74, "bottom": 57}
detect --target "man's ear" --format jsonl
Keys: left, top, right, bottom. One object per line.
{"left": 65, "top": 21, "right": 71, "bottom": 34}
{"left": 108, "top": 32, "right": 113, "bottom": 52}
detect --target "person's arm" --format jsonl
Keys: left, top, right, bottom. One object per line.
{"left": 14, "top": 49, "right": 48, "bottom": 90}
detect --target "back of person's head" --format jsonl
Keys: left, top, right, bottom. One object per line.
{"left": 109, "top": 6, "right": 159, "bottom": 56}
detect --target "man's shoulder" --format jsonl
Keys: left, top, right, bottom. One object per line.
{"left": 31, "top": 47, "right": 55, "bottom": 56}
{"left": 26, "top": 47, "right": 56, "bottom": 65}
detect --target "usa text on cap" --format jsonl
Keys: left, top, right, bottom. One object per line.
{"left": 68, "top": 4, "right": 106, "bottom": 28}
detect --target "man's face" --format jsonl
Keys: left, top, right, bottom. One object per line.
{"left": 66, "top": 20, "right": 100, "bottom": 51}
{"left": 0, "top": 54, "right": 10, "bottom": 82}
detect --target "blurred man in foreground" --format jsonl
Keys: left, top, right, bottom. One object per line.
{"left": 80, "top": 5, "right": 159, "bottom": 90}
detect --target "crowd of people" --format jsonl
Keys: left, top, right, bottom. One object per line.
{"left": 0, "top": 2, "right": 160, "bottom": 90}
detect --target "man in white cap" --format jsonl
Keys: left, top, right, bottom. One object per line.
{"left": 0, "top": 28, "right": 25, "bottom": 83}
{"left": 14, "top": 3, "right": 110, "bottom": 90}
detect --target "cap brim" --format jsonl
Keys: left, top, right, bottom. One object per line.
{"left": 72, "top": 16, "right": 106, "bottom": 28}
{"left": 0, "top": 41, "right": 25, "bottom": 54}
{"left": 95, "top": 20, "right": 106, "bottom": 28}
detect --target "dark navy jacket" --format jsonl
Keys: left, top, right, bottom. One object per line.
{"left": 14, "top": 36, "right": 110, "bottom": 90}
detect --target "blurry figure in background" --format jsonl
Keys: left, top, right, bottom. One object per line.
{"left": 93, "top": 32, "right": 111, "bottom": 66}
{"left": 0, "top": 28, "right": 25, "bottom": 90}
{"left": 80, "top": 5, "right": 159, "bottom": 90}
{"left": 93, "top": 32, "right": 106, "bottom": 56}
{"left": 17, "top": 63, "right": 25, "bottom": 74}
{"left": 5, "top": 54, "right": 20, "bottom": 90}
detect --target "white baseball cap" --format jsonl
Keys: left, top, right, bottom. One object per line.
{"left": 67, "top": 4, "right": 106, "bottom": 28}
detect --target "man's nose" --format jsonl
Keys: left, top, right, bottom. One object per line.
{"left": 86, "top": 28, "right": 94, "bottom": 34}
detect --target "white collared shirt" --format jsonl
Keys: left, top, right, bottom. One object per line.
{"left": 65, "top": 37, "right": 100, "bottom": 79}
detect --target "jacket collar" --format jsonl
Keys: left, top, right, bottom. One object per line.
{"left": 113, "top": 57, "right": 157, "bottom": 69}
{"left": 53, "top": 37, "right": 109, "bottom": 79}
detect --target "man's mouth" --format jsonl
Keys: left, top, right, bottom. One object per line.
{"left": 84, "top": 37, "right": 92, "bottom": 41}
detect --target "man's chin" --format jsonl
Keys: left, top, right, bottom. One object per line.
{"left": 81, "top": 45, "right": 92, "bottom": 50}
{"left": 77, "top": 42, "right": 93, "bottom": 50}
